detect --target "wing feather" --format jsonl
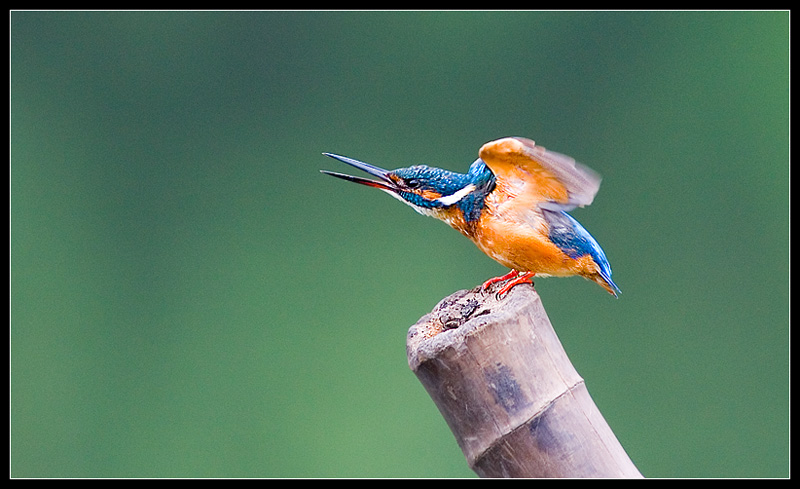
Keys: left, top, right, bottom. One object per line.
{"left": 478, "top": 137, "right": 601, "bottom": 210}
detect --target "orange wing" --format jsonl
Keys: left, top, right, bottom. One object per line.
{"left": 478, "top": 137, "right": 601, "bottom": 211}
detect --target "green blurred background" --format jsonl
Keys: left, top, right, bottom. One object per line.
{"left": 11, "top": 11, "right": 788, "bottom": 478}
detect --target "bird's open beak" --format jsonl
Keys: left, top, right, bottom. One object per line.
{"left": 321, "top": 153, "right": 398, "bottom": 192}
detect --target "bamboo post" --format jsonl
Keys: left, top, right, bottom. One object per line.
{"left": 406, "top": 284, "right": 643, "bottom": 478}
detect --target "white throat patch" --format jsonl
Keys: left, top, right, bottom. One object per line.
{"left": 380, "top": 183, "right": 476, "bottom": 218}
{"left": 435, "top": 184, "right": 476, "bottom": 206}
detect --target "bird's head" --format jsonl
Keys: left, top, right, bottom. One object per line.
{"left": 321, "top": 153, "right": 485, "bottom": 219}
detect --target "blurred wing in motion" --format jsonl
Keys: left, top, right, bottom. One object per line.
{"left": 478, "top": 137, "right": 601, "bottom": 211}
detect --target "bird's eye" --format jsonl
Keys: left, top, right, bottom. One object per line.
{"left": 405, "top": 179, "right": 420, "bottom": 189}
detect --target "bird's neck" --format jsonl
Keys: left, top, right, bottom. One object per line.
{"left": 457, "top": 159, "right": 496, "bottom": 223}
{"left": 432, "top": 159, "right": 496, "bottom": 238}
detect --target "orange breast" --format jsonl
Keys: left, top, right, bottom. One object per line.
{"left": 472, "top": 217, "right": 569, "bottom": 275}
{"left": 464, "top": 192, "right": 598, "bottom": 278}
{"left": 437, "top": 184, "right": 600, "bottom": 279}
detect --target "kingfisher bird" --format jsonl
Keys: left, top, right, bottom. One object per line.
{"left": 321, "top": 137, "right": 620, "bottom": 298}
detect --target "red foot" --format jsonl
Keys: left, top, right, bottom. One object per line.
{"left": 481, "top": 269, "right": 522, "bottom": 290}
{"left": 496, "top": 271, "right": 536, "bottom": 298}
{"left": 482, "top": 270, "right": 536, "bottom": 298}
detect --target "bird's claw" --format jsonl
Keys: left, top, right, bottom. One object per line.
{"left": 481, "top": 270, "right": 522, "bottom": 291}
{"left": 482, "top": 270, "right": 536, "bottom": 299}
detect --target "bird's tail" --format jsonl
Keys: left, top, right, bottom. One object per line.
{"left": 594, "top": 270, "right": 621, "bottom": 298}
